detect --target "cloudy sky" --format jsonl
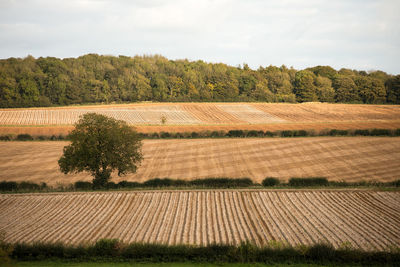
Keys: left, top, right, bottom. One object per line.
{"left": 0, "top": 0, "right": 399, "bottom": 74}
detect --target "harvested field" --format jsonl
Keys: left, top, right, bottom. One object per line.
{"left": 1, "top": 137, "right": 399, "bottom": 185}
{"left": 1, "top": 103, "right": 399, "bottom": 126}
{"left": 1, "top": 102, "right": 399, "bottom": 136}
{"left": 0, "top": 190, "right": 399, "bottom": 251}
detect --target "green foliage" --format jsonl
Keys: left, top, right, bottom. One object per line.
{"left": 8, "top": 239, "right": 400, "bottom": 265}
{"left": 143, "top": 178, "right": 187, "bottom": 187}
{"left": 58, "top": 113, "right": 143, "bottom": 188}
{"left": 16, "top": 134, "right": 33, "bottom": 141}
{"left": 289, "top": 177, "right": 329, "bottom": 187}
{"left": 386, "top": 75, "right": 400, "bottom": 103}
{"left": 190, "top": 178, "right": 253, "bottom": 188}
{"left": 370, "top": 128, "right": 391, "bottom": 136}
{"left": 294, "top": 70, "right": 317, "bottom": 102}
{"left": 329, "top": 129, "right": 349, "bottom": 136}
{"left": 1, "top": 54, "right": 398, "bottom": 107}
{"left": 0, "top": 181, "right": 18, "bottom": 191}
{"left": 262, "top": 177, "right": 280, "bottom": 187}
{"left": 74, "top": 181, "right": 93, "bottom": 190}
{"left": 0, "top": 231, "right": 13, "bottom": 267}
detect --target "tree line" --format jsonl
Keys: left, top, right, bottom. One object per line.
{"left": 0, "top": 54, "right": 399, "bottom": 108}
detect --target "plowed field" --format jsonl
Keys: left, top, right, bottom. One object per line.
{"left": 1, "top": 137, "right": 399, "bottom": 185}
{"left": 1, "top": 103, "right": 399, "bottom": 135}
{"left": 0, "top": 190, "right": 398, "bottom": 251}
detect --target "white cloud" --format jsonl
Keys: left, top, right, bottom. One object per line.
{"left": 0, "top": 0, "right": 399, "bottom": 74}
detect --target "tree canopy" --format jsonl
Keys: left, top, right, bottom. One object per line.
{"left": 0, "top": 54, "right": 398, "bottom": 107}
{"left": 58, "top": 113, "right": 143, "bottom": 188}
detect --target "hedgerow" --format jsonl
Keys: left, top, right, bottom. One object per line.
{"left": 9, "top": 239, "right": 400, "bottom": 265}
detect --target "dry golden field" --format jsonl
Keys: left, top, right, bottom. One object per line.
{"left": 1, "top": 102, "right": 400, "bottom": 135}
{"left": 0, "top": 190, "right": 398, "bottom": 250}
{"left": 1, "top": 137, "right": 399, "bottom": 185}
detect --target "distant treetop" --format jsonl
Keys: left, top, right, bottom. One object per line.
{"left": 0, "top": 54, "right": 398, "bottom": 108}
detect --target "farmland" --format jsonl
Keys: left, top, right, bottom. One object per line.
{"left": 1, "top": 137, "right": 399, "bottom": 186}
{"left": 0, "top": 190, "right": 399, "bottom": 251}
{"left": 1, "top": 102, "right": 400, "bottom": 136}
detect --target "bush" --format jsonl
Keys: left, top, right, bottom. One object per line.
{"left": 262, "top": 177, "right": 280, "bottom": 187}
{"left": 293, "top": 130, "right": 308, "bottom": 137}
{"left": 118, "top": 180, "right": 140, "bottom": 188}
{"left": 390, "top": 179, "right": 400, "bottom": 187}
{"left": 106, "top": 182, "right": 118, "bottom": 189}
{"left": 190, "top": 178, "right": 253, "bottom": 188}
{"left": 143, "top": 178, "right": 188, "bottom": 187}
{"left": 0, "top": 135, "right": 11, "bottom": 141}
{"left": 280, "top": 130, "right": 293, "bottom": 137}
{"left": 289, "top": 177, "right": 329, "bottom": 187}
{"left": 305, "top": 243, "right": 335, "bottom": 261}
{"left": 160, "top": 131, "right": 171, "bottom": 138}
{"left": 329, "top": 129, "right": 348, "bottom": 136}
{"left": 394, "top": 129, "right": 400, "bottom": 136}
{"left": 354, "top": 129, "right": 370, "bottom": 136}
{"left": 227, "top": 130, "right": 245, "bottom": 137}
{"left": 264, "top": 131, "right": 274, "bottom": 137}
{"left": 370, "top": 128, "right": 391, "bottom": 136}
{"left": 74, "top": 181, "right": 93, "bottom": 190}
{"left": 91, "top": 239, "right": 121, "bottom": 257}
{"left": 0, "top": 181, "right": 18, "bottom": 191}
{"left": 16, "top": 134, "right": 33, "bottom": 141}
{"left": 18, "top": 181, "right": 40, "bottom": 190}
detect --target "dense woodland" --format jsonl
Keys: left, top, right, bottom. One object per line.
{"left": 0, "top": 54, "right": 399, "bottom": 108}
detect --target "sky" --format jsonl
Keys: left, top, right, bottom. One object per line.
{"left": 0, "top": 0, "right": 399, "bottom": 74}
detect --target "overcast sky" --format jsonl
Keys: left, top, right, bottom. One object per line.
{"left": 0, "top": 0, "right": 399, "bottom": 74}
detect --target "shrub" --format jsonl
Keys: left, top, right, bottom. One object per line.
{"left": 106, "top": 182, "right": 118, "bottom": 189}
{"left": 91, "top": 239, "right": 121, "bottom": 257}
{"left": 150, "top": 132, "right": 160, "bottom": 139}
{"left": 143, "top": 178, "right": 187, "bottom": 187}
{"left": 280, "top": 130, "right": 293, "bottom": 137}
{"left": 262, "top": 177, "right": 280, "bottom": 187}
{"left": 118, "top": 180, "right": 140, "bottom": 188}
{"left": 394, "top": 129, "right": 400, "bottom": 136}
{"left": 36, "top": 135, "right": 47, "bottom": 140}
{"left": 0, "top": 135, "right": 11, "bottom": 141}
{"left": 370, "top": 128, "right": 391, "bottom": 136}
{"left": 160, "top": 131, "right": 171, "bottom": 138}
{"left": 191, "top": 132, "right": 199, "bottom": 138}
{"left": 16, "top": 134, "right": 33, "bottom": 141}
{"left": 354, "top": 129, "right": 369, "bottom": 136}
{"left": 74, "top": 181, "right": 93, "bottom": 190}
{"left": 190, "top": 178, "right": 253, "bottom": 188}
{"left": 264, "top": 131, "right": 274, "bottom": 137}
{"left": 18, "top": 181, "right": 40, "bottom": 190}
{"left": 0, "top": 181, "right": 18, "bottom": 191}
{"left": 210, "top": 131, "right": 223, "bottom": 137}
{"left": 329, "top": 129, "right": 348, "bottom": 136}
{"left": 305, "top": 243, "right": 335, "bottom": 261}
{"left": 289, "top": 177, "right": 329, "bottom": 187}
{"left": 293, "top": 130, "right": 308, "bottom": 137}
{"left": 227, "top": 130, "right": 244, "bottom": 137}
{"left": 390, "top": 179, "right": 400, "bottom": 187}
{"left": 247, "top": 130, "right": 259, "bottom": 137}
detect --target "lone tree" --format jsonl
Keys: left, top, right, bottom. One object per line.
{"left": 59, "top": 113, "right": 143, "bottom": 188}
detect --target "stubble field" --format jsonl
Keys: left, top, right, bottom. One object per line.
{"left": 1, "top": 137, "right": 399, "bottom": 186}
{"left": 0, "top": 190, "right": 399, "bottom": 251}
{"left": 1, "top": 102, "right": 400, "bottom": 136}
